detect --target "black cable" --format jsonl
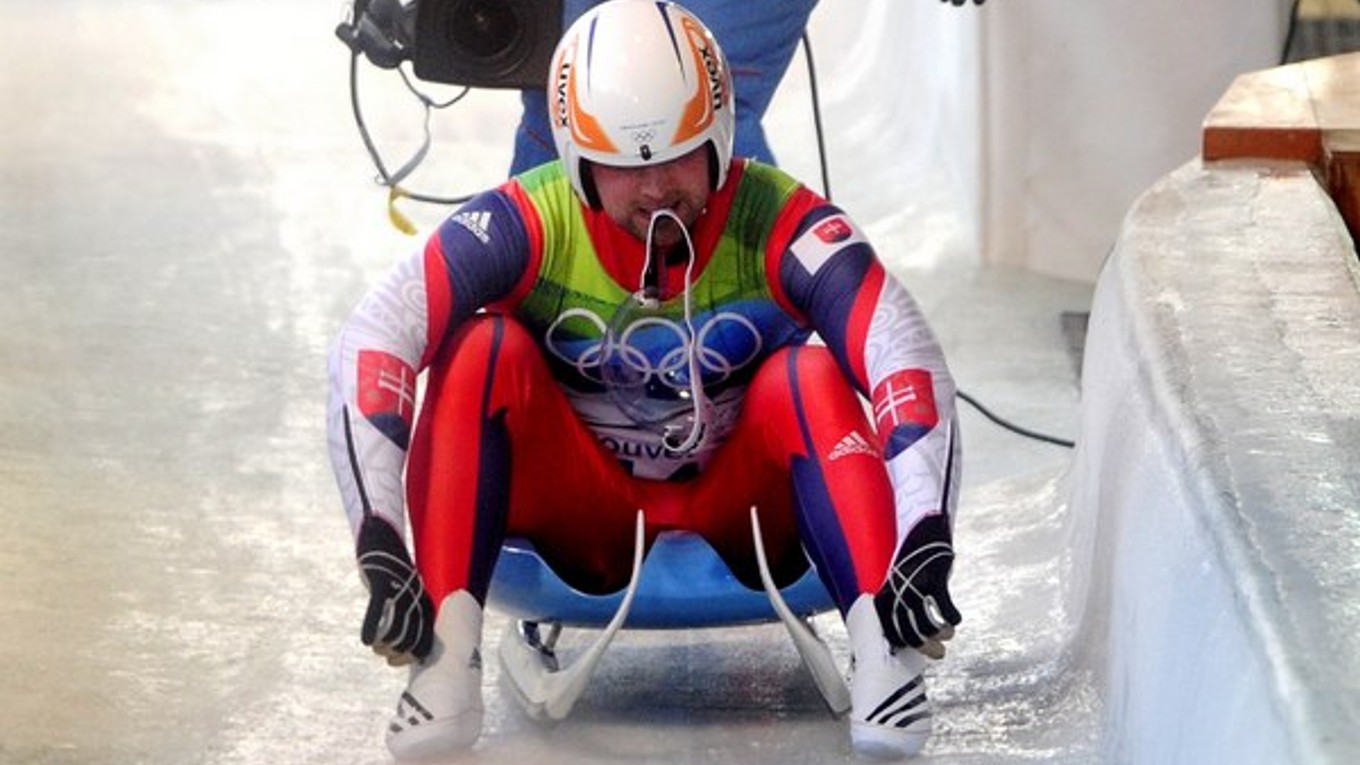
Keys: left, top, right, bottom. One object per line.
{"left": 1281, "top": 0, "right": 1302, "bottom": 65}
{"left": 956, "top": 390, "right": 1075, "bottom": 449}
{"left": 346, "top": 50, "right": 476, "bottom": 206}
{"left": 801, "top": 32, "right": 832, "bottom": 201}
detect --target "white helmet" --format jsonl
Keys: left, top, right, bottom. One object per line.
{"left": 548, "top": 0, "right": 736, "bottom": 207}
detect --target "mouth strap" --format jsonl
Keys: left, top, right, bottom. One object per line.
{"left": 642, "top": 210, "right": 708, "bottom": 456}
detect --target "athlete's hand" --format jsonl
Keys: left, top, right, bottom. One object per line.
{"left": 356, "top": 515, "right": 434, "bottom": 665}
{"left": 874, "top": 514, "right": 962, "bottom": 659}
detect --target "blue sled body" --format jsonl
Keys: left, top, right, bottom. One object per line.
{"left": 487, "top": 531, "right": 836, "bottom": 629}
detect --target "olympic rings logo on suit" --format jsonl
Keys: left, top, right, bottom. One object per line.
{"left": 544, "top": 307, "right": 764, "bottom": 391}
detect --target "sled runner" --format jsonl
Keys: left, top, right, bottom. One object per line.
{"left": 488, "top": 509, "right": 852, "bottom": 721}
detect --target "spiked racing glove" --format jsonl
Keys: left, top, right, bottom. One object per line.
{"left": 874, "top": 514, "right": 962, "bottom": 659}
{"left": 356, "top": 514, "right": 434, "bottom": 664}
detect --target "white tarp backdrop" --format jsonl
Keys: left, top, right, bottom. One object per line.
{"left": 803, "top": 0, "right": 1292, "bottom": 283}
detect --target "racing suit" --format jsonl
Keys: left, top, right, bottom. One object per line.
{"left": 327, "top": 158, "right": 960, "bottom": 615}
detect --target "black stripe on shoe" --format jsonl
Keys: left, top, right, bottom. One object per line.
{"left": 399, "top": 691, "right": 435, "bottom": 725}
{"left": 867, "top": 675, "right": 929, "bottom": 726}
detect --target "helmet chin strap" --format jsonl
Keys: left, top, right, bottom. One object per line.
{"left": 641, "top": 209, "right": 708, "bottom": 456}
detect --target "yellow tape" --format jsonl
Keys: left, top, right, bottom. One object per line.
{"left": 387, "top": 187, "right": 418, "bottom": 236}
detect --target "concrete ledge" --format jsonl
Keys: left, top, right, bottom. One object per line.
{"left": 1068, "top": 159, "right": 1360, "bottom": 763}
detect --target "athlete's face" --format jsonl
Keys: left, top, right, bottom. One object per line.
{"left": 592, "top": 146, "right": 711, "bottom": 249}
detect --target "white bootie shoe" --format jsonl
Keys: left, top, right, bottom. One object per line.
{"left": 845, "top": 594, "right": 933, "bottom": 759}
{"left": 386, "top": 590, "right": 484, "bottom": 761}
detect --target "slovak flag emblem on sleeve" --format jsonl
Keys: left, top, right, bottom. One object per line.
{"left": 791, "top": 213, "right": 866, "bottom": 276}
{"left": 871, "top": 369, "right": 939, "bottom": 460}
{"left": 813, "top": 216, "right": 853, "bottom": 243}
{"left": 357, "top": 350, "right": 417, "bottom": 448}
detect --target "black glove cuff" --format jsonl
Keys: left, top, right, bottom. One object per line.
{"left": 901, "top": 512, "right": 952, "bottom": 556}
{"left": 356, "top": 514, "right": 407, "bottom": 560}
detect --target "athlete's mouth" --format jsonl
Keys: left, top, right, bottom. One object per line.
{"left": 641, "top": 206, "right": 686, "bottom": 232}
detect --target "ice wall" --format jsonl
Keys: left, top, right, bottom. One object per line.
{"left": 1066, "top": 158, "right": 1360, "bottom": 763}
{"left": 803, "top": 0, "right": 1289, "bottom": 282}
{"left": 979, "top": 1, "right": 1287, "bottom": 281}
